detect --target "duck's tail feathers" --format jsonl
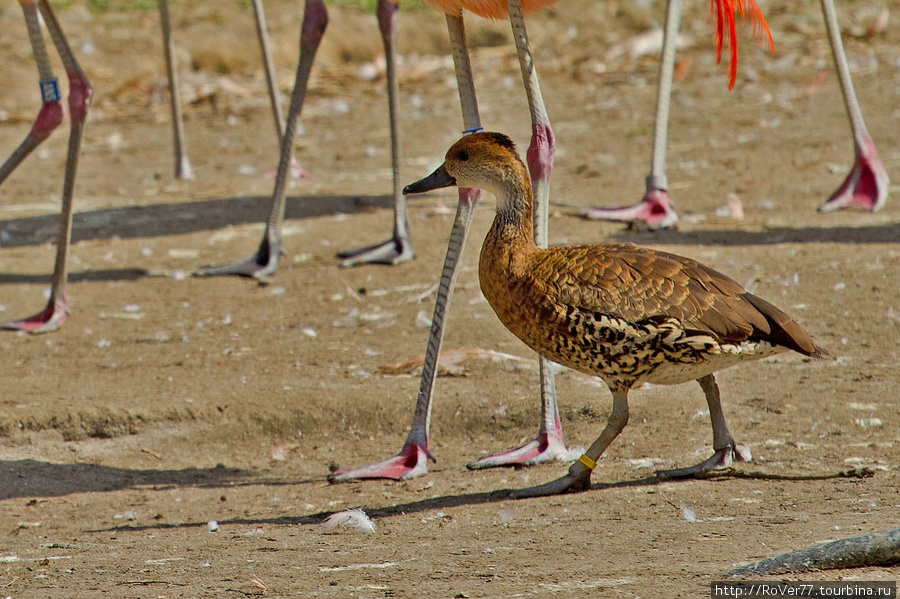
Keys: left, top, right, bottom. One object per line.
{"left": 742, "top": 292, "right": 827, "bottom": 358}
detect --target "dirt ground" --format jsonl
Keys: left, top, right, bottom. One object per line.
{"left": 1, "top": 0, "right": 898, "bottom": 597}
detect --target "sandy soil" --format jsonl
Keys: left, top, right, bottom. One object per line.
{"left": 1, "top": 1, "right": 898, "bottom": 597}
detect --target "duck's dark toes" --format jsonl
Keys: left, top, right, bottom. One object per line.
{"left": 507, "top": 471, "right": 591, "bottom": 499}
{"left": 656, "top": 443, "right": 752, "bottom": 480}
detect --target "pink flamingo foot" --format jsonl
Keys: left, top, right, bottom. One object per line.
{"left": 466, "top": 430, "right": 581, "bottom": 470}
{"left": 578, "top": 189, "right": 679, "bottom": 229}
{"left": 176, "top": 156, "right": 196, "bottom": 182}
{"left": 264, "top": 158, "right": 314, "bottom": 181}
{"left": 2, "top": 295, "right": 68, "bottom": 334}
{"left": 329, "top": 441, "right": 434, "bottom": 482}
{"left": 818, "top": 137, "right": 889, "bottom": 213}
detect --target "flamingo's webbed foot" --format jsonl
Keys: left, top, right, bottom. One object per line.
{"left": 337, "top": 232, "right": 413, "bottom": 268}
{"left": 818, "top": 138, "right": 889, "bottom": 213}
{"left": 328, "top": 441, "right": 433, "bottom": 482}
{"left": 264, "top": 157, "right": 314, "bottom": 181}
{"left": 1, "top": 296, "right": 68, "bottom": 334}
{"left": 466, "top": 431, "right": 581, "bottom": 470}
{"left": 578, "top": 189, "right": 679, "bottom": 230}
{"left": 194, "top": 231, "right": 283, "bottom": 280}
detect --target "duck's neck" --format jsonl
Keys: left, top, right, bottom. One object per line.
{"left": 490, "top": 174, "right": 536, "bottom": 248}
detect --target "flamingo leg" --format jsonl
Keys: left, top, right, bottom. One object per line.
{"left": 657, "top": 374, "right": 751, "bottom": 479}
{"left": 194, "top": 0, "right": 327, "bottom": 279}
{"left": 510, "top": 391, "right": 630, "bottom": 498}
{"left": 816, "top": 0, "right": 889, "bottom": 213}
{"left": 579, "top": 0, "right": 681, "bottom": 229}
{"left": 159, "top": 0, "right": 308, "bottom": 181}
{"left": 2, "top": 0, "right": 92, "bottom": 334}
{"left": 0, "top": 1, "right": 64, "bottom": 185}
{"left": 336, "top": 0, "right": 414, "bottom": 267}
{"left": 252, "top": 0, "right": 286, "bottom": 141}
{"left": 252, "top": 0, "right": 312, "bottom": 181}
{"left": 158, "top": 0, "right": 195, "bottom": 181}
{"left": 467, "top": 0, "right": 575, "bottom": 470}
{"left": 331, "top": 13, "right": 483, "bottom": 481}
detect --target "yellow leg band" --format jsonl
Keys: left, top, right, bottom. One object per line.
{"left": 578, "top": 454, "right": 597, "bottom": 471}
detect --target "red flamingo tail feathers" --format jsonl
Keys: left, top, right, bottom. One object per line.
{"left": 712, "top": 0, "right": 775, "bottom": 89}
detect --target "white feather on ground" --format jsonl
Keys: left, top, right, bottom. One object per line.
{"left": 320, "top": 508, "right": 377, "bottom": 534}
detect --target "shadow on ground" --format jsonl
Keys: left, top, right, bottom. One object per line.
{"left": 90, "top": 467, "right": 873, "bottom": 533}
{"left": 0, "top": 459, "right": 250, "bottom": 500}
{"left": 2, "top": 195, "right": 898, "bottom": 254}
{"left": 0, "top": 193, "right": 394, "bottom": 249}
{"left": 609, "top": 222, "right": 900, "bottom": 246}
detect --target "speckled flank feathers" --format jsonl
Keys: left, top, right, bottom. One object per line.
{"left": 481, "top": 236, "right": 823, "bottom": 391}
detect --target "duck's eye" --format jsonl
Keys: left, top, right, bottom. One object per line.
{"left": 457, "top": 150, "right": 470, "bottom": 161}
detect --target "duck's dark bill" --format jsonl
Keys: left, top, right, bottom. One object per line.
{"left": 403, "top": 165, "right": 456, "bottom": 195}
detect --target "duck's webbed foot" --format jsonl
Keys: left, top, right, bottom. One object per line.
{"left": 656, "top": 442, "right": 751, "bottom": 480}
{"left": 504, "top": 458, "right": 593, "bottom": 499}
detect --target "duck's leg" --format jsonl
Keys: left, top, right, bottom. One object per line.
{"left": 578, "top": 0, "right": 681, "bottom": 229}
{"left": 3, "top": 0, "right": 92, "bottom": 334}
{"left": 816, "top": 0, "right": 888, "bottom": 213}
{"left": 467, "top": 0, "right": 573, "bottom": 470}
{"left": 158, "top": 0, "right": 195, "bottom": 181}
{"left": 194, "top": 0, "right": 327, "bottom": 279}
{"left": 336, "top": 0, "right": 414, "bottom": 267}
{"left": 330, "top": 13, "right": 482, "bottom": 481}
{"left": 656, "top": 373, "right": 751, "bottom": 480}
{"left": 509, "top": 390, "right": 630, "bottom": 498}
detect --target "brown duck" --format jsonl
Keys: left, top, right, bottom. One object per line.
{"left": 404, "top": 132, "right": 825, "bottom": 498}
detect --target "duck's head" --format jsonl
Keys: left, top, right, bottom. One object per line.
{"left": 403, "top": 132, "right": 529, "bottom": 201}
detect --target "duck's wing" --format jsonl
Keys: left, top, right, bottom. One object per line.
{"left": 534, "top": 244, "right": 822, "bottom": 357}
